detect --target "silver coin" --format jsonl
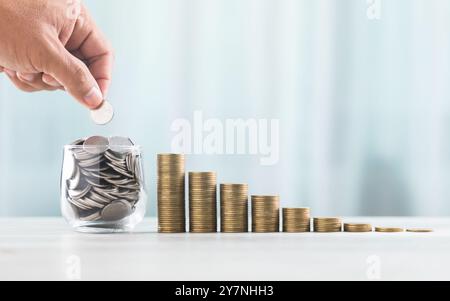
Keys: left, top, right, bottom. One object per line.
{"left": 73, "top": 149, "right": 99, "bottom": 161}
{"left": 85, "top": 177, "right": 109, "bottom": 188}
{"left": 78, "top": 156, "right": 104, "bottom": 168}
{"left": 62, "top": 153, "right": 76, "bottom": 181}
{"left": 79, "top": 168, "right": 94, "bottom": 176}
{"left": 90, "top": 100, "right": 114, "bottom": 125}
{"left": 88, "top": 191, "right": 113, "bottom": 204}
{"left": 109, "top": 136, "right": 134, "bottom": 153}
{"left": 105, "top": 150, "right": 127, "bottom": 161}
{"left": 85, "top": 165, "right": 110, "bottom": 172}
{"left": 101, "top": 200, "right": 132, "bottom": 221}
{"left": 104, "top": 177, "right": 135, "bottom": 186}
{"left": 92, "top": 186, "right": 118, "bottom": 200}
{"left": 99, "top": 171, "right": 122, "bottom": 179}
{"left": 68, "top": 197, "right": 92, "bottom": 211}
{"left": 83, "top": 136, "right": 109, "bottom": 155}
{"left": 118, "top": 183, "right": 140, "bottom": 191}
{"left": 80, "top": 211, "right": 101, "bottom": 222}
{"left": 108, "top": 158, "right": 128, "bottom": 170}
{"left": 68, "top": 185, "right": 91, "bottom": 200}
{"left": 95, "top": 186, "right": 120, "bottom": 194}
{"left": 67, "top": 166, "right": 80, "bottom": 190}
{"left": 122, "top": 192, "right": 140, "bottom": 202}
{"left": 106, "top": 162, "right": 134, "bottom": 178}
{"left": 134, "top": 156, "right": 142, "bottom": 183}
{"left": 79, "top": 196, "right": 105, "bottom": 209}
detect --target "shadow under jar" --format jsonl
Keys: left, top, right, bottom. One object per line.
{"left": 61, "top": 137, "right": 147, "bottom": 233}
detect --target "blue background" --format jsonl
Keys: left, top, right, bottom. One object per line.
{"left": 1, "top": 0, "right": 449, "bottom": 217}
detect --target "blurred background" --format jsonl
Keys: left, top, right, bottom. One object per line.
{"left": 1, "top": 0, "right": 449, "bottom": 217}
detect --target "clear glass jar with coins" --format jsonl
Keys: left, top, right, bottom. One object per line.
{"left": 61, "top": 136, "right": 147, "bottom": 233}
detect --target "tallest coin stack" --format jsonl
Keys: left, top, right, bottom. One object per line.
{"left": 157, "top": 154, "right": 186, "bottom": 233}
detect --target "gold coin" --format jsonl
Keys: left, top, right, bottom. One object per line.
{"left": 313, "top": 217, "right": 342, "bottom": 232}
{"left": 251, "top": 196, "right": 280, "bottom": 233}
{"left": 157, "top": 154, "right": 186, "bottom": 233}
{"left": 375, "top": 227, "right": 404, "bottom": 232}
{"left": 188, "top": 171, "right": 217, "bottom": 233}
{"left": 282, "top": 208, "right": 310, "bottom": 232}
{"left": 344, "top": 223, "right": 372, "bottom": 232}
{"left": 406, "top": 228, "right": 433, "bottom": 233}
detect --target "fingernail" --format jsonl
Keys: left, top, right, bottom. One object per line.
{"left": 4, "top": 69, "right": 16, "bottom": 78}
{"left": 18, "top": 73, "right": 36, "bottom": 82}
{"left": 84, "top": 86, "right": 103, "bottom": 108}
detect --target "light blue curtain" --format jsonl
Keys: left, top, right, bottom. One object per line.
{"left": 1, "top": 0, "right": 449, "bottom": 216}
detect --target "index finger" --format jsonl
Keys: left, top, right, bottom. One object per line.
{"left": 65, "top": 6, "right": 114, "bottom": 97}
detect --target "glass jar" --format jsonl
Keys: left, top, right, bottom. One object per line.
{"left": 61, "top": 143, "right": 147, "bottom": 233}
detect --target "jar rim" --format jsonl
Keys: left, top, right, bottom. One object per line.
{"left": 64, "top": 144, "right": 142, "bottom": 150}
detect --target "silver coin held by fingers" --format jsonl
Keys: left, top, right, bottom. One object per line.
{"left": 90, "top": 100, "right": 114, "bottom": 125}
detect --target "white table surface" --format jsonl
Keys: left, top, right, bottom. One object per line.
{"left": 1, "top": 217, "right": 449, "bottom": 281}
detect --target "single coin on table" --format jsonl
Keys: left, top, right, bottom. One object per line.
{"left": 90, "top": 100, "right": 114, "bottom": 125}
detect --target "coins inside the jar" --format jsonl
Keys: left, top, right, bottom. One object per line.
{"left": 189, "top": 172, "right": 217, "bottom": 233}
{"left": 220, "top": 184, "right": 248, "bottom": 233}
{"left": 344, "top": 223, "right": 373, "bottom": 232}
{"left": 282, "top": 208, "right": 310, "bottom": 232}
{"left": 64, "top": 136, "right": 142, "bottom": 223}
{"left": 252, "top": 196, "right": 280, "bottom": 233}
{"left": 375, "top": 227, "right": 404, "bottom": 233}
{"left": 90, "top": 100, "right": 114, "bottom": 125}
{"left": 313, "top": 217, "right": 342, "bottom": 232}
{"left": 158, "top": 154, "right": 186, "bottom": 233}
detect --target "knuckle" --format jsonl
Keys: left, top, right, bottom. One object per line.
{"left": 65, "top": 62, "right": 89, "bottom": 91}
{"left": 72, "top": 64, "right": 88, "bottom": 83}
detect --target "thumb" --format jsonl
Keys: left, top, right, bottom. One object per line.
{"left": 45, "top": 44, "right": 103, "bottom": 109}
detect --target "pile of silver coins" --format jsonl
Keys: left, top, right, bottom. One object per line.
{"left": 63, "top": 136, "right": 143, "bottom": 223}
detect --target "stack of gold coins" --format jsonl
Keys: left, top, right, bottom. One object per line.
{"left": 344, "top": 223, "right": 372, "bottom": 232}
{"left": 251, "top": 196, "right": 280, "bottom": 233}
{"left": 220, "top": 184, "right": 249, "bottom": 233}
{"left": 313, "top": 217, "right": 342, "bottom": 232}
{"left": 375, "top": 227, "right": 404, "bottom": 233}
{"left": 189, "top": 172, "right": 217, "bottom": 233}
{"left": 157, "top": 154, "right": 186, "bottom": 233}
{"left": 282, "top": 208, "right": 311, "bottom": 232}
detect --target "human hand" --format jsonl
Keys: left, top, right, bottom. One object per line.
{"left": 0, "top": 0, "right": 113, "bottom": 109}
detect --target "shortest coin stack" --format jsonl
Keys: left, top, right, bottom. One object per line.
{"left": 252, "top": 196, "right": 280, "bottom": 233}
{"left": 282, "top": 208, "right": 311, "bottom": 232}
{"left": 344, "top": 223, "right": 373, "bottom": 232}
{"left": 313, "top": 217, "right": 342, "bottom": 232}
